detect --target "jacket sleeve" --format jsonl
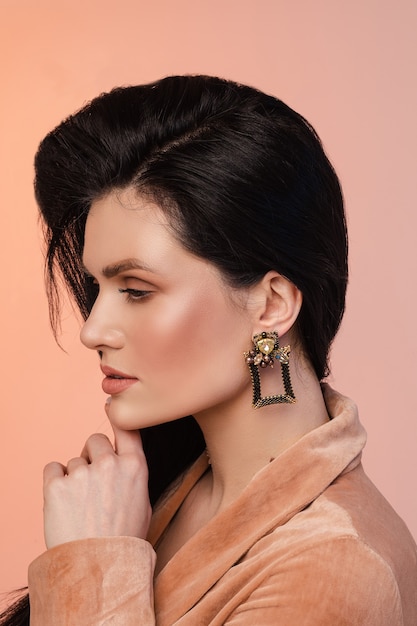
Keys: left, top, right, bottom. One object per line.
{"left": 221, "top": 537, "right": 405, "bottom": 626}
{"left": 28, "top": 536, "right": 156, "bottom": 625}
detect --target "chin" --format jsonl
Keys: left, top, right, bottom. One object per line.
{"left": 104, "top": 397, "right": 141, "bottom": 430}
{"left": 104, "top": 395, "right": 179, "bottom": 430}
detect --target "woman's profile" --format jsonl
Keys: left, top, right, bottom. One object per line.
{"left": 1, "top": 75, "right": 416, "bottom": 625}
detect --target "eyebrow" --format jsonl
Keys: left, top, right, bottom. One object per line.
{"left": 83, "top": 258, "right": 157, "bottom": 278}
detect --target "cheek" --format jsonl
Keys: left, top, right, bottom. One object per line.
{"left": 108, "top": 290, "right": 252, "bottom": 427}
{"left": 136, "top": 290, "right": 249, "bottom": 381}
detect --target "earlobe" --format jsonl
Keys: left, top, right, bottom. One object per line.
{"left": 254, "top": 271, "right": 302, "bottom": 337}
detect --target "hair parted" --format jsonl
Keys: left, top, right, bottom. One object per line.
{"left": 34, "top": 74, "right": 347, "bottom": 503}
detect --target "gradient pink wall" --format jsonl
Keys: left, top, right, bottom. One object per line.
{"left": 1, "top": 0, "right": 416, "bottom": 593}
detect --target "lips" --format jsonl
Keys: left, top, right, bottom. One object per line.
{"left": 100, "top": 365, "right": 139, "bottom": 395}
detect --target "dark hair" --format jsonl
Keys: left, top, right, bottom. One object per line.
{"left": 1, "top": 74, "right": 347, "bottom": 625}
{"left": 0, "top": 590, "right": 29, "bottom": 626}
{"left": 34, "top": 72, "right": 347, "bottom": 500}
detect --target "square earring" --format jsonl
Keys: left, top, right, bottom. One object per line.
{"left": 244, "top": 331, "right": 296, "bottom": 408}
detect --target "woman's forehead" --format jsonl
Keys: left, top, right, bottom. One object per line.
{"left": 83, "top": 190, "right": 216, "bottom": 282}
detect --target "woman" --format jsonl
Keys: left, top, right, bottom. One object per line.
{"left": 2, "top": 75, "right": 416, "bottom": 625}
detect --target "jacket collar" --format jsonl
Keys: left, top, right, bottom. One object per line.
{"left": 150, "top": 385, "right": 367, "bottom": 623}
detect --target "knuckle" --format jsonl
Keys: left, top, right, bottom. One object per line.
{"left": 43, "top": 461, "right": 57, "bottom": 474}
{"left": 69, "top": 462, "right": 88, "bottom": 480}
{"left": 86, "top": 432, "right": 110, "bottom": 446}
{"left": 96, "top": 453, "right": 116, "bottom": 472}
{"left": 43, "top": 462, "right": 62, "bottom": 483}
{"left": 43, "top": 474, "right": 64, "bottom": 497}
{"left": 66, "top": 456, "right": 80, "bottom": 466}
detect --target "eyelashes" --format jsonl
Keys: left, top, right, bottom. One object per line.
{"left": 84, "top": 274, "right": 152, "bottom": 304}
{"left": 118, "top": 288, "right": 152, "bottom": 303}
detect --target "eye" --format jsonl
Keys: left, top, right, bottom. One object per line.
{"left": 118, "top": 288, "right": 152, "bottom": 303}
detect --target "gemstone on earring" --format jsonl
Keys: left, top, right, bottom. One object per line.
{"left": 275, "top": 346, "right": 291, "bottom": 365}
{"left": 256, "top": 337, "right": 275, "bottom": 355}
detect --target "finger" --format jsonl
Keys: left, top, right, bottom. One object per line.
{"left": 43, "top": 461, "right": 66, "bottom": 485}
{"left": 66, "top": 457, "right": 88, "bottom": 474}
{"left": 112, "top": 424, "right": 145, "bottom": 458}
{"left": 80, "top": 433, "right": 115, "bottom": 461}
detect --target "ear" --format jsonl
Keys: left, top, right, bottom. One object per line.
{"left": 249, "top": 271, "right": 302, "bottom": 337}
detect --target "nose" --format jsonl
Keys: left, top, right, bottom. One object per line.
{"left": 80, "top": 297, "right": 124, "bottom": 352}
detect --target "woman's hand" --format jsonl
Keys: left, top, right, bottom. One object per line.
{"left": 43, "top": 426, "right": 152, "bottom": 549}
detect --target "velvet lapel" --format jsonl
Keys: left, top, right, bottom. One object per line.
{"left": 148, "top": 454, "right": 210, "bottom": 547}
{"left": 153, "top": 387, "right": 367, "bottom": 624}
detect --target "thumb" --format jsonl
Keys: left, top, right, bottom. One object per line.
{"left": 111, "top": 424, "right": 145, "bottom": 458}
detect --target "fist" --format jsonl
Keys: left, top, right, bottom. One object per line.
{"left": 43, "top": 426, "right": 151, "bottom": 549}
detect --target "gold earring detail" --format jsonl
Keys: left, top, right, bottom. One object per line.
{"left": 244, "top": 331, "right": 296, "bottom": 408}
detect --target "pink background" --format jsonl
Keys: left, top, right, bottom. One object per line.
{"left": 1, "top": 0, "right": 416, "bottom": 593}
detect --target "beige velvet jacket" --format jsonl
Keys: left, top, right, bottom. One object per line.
{"left": 28, "top": 387, "right": 417, "bottom": 625}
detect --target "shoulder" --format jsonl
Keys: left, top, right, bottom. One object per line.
{"left": 262, "top": 467, "right": 417, "bottom": 591}
{"left": 229, "top": 534, "right": 405, "bottom": 625}
{"left": 232, "top": 477, "right": 417, "bottom": 625}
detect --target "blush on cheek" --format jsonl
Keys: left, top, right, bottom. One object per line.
{"left": 143, "top": 301, "right": 246, "bottom": 394}
{"left": 146, "top": 292, "right": 222, "bottom": 358}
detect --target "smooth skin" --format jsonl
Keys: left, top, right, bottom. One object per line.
{"left": 44, "top": 427, "right": 151, "bottom": 549}
{"left": 43, "top": 188, "right": 330, "bottom": 558}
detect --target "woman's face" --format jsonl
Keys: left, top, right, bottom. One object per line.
{"left": 81, "top": 189, "right": 253, "bottom": 430}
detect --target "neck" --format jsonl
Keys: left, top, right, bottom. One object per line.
{"left": 194, "top": 355, "right": 329, "bottom": 515}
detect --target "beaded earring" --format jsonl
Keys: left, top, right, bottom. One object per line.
{"left": 244, "top": 331, "right": 296, "bottom": 408}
